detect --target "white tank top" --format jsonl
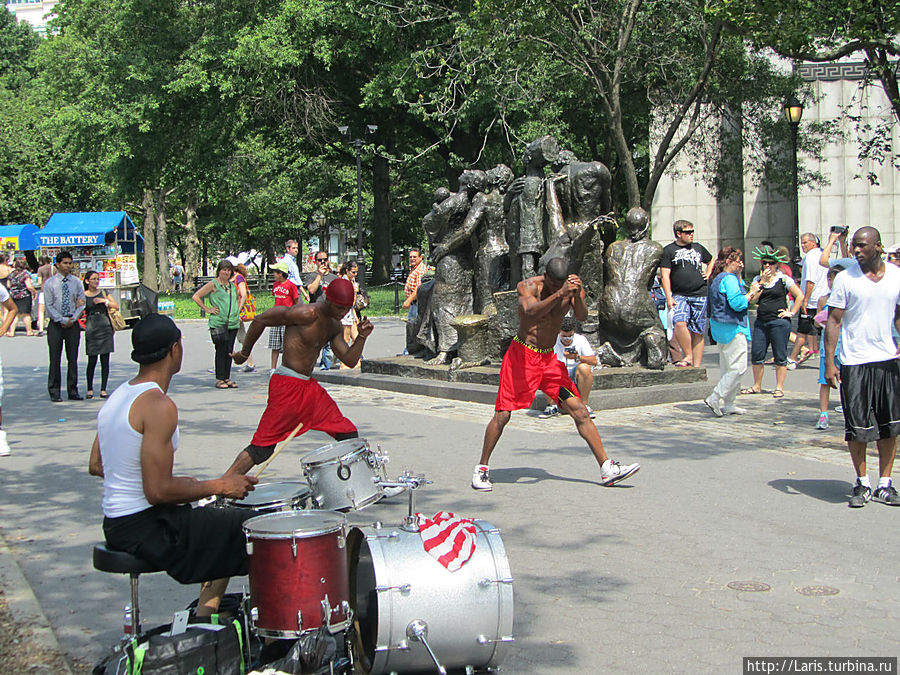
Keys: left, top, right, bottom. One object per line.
{"left": 98, "top": 381, "right": 180, "bottom": 518}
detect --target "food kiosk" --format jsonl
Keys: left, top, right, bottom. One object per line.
{"left": 0, "top": 224, "right": 39, "bottom": 256}
{"left": 37, "top": 211, "right": 149, "bottom": 322}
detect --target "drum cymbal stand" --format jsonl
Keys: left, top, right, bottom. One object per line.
{"left": 377, "top": 471, "right": 430, "bottom": 532}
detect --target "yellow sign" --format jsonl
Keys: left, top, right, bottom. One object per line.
{"left": 0, "top": 237, "right": 19, "bottom": 251}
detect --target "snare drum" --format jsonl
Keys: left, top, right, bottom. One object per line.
{"left": 301, "top": 439, "right": 387, "bottom": 511}
{"left": 224, "top": 481, "right": 311, "bottom": 513}
{"left": 243, "top": 511, "right": 351, "bottom": 638}
{"left": 348, "top": 520, "right": 514, "bottom": 674}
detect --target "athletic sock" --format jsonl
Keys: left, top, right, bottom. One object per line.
{"left": 818, "top": 411, "right": 828, "bottom": 418}
{"left": 476, "top": 464, "right": 489, "bottom": 471}
{"left": 878, "top": 477, "right": 892, "bottom": 489}
{"left": 601, "top": 459, "right": 612, "bottom": 472}
{"left": 858, "top": 475, "right": 871, "bottom": 488}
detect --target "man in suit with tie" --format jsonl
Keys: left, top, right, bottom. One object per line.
{"left": 43, "top": 251, "right": 86, "bottom": 402}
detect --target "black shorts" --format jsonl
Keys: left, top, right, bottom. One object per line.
{"left": 796, "top": 312, "right": 819, "bottom": 336}
{"left": 103, "top": 504, "right": 255, "bottom": 584}
{"left": 13, "top": 296, "right": 32, "bottom": 315}
{"left": 839, "top": 360, "right": 900, "bottom": 443}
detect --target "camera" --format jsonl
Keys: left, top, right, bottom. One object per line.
{"left": 565, "top": 347, "right": 577, "bottom": 355}
{"left": 830, "top": 225, "right": 848, "bottom": 235}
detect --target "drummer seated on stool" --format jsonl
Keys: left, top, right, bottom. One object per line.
{"left": 88, "top": 314, "right": 258, "bottom": 617}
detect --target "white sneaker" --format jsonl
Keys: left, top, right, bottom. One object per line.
{"left": 600, "top": 460, "right": 640, "bottom": 486}
{"left": 786, "top": 359, "right": 797, "bottom": 370}
{"left": 704, "top": 395, "right": 723, "bottom": 417}
{"left": 539, "top": 405, "right": 559, "bottom": 419}
{"left": 0, "top": 430, "right": 9, "bottom": 456}
{"left": 722, "top": 405, "right": 747, "bottom": 415}
{"left": 472, "top": 466, "right": 493, "bottom": 491}
{"left": 815, "top": 413, "right": 829, "bottom": 430}
{"left": 586, "top": 405, "right": 596, "bottom": 419}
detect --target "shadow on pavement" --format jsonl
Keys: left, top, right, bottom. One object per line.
{"left": 768, "top": 478, "right": 849, "bottom": 504}
{"left": 489, "top": 467, "right": 601, "bottom": 487}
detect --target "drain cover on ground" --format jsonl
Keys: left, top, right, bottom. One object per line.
{"left": 727, "top": 581, "right": 771, "bottom": 592}
{"left": 796, "top": 585, "right": 839, "bottom": 596}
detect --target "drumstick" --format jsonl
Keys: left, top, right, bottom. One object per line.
{"left": 254, "top": 420, "right": 305, "bottom": 479}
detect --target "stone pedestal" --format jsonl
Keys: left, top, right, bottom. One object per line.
{"left": 450, "top": 314, "right": 490, "bottom": 363}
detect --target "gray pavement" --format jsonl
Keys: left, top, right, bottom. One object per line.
{"left": 0, "top": 318, "right": 897, "bottom": 673}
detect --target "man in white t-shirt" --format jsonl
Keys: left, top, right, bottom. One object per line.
{"left": 789, "top": 233, "right": 828, "bottom": 367}
{"left": 0, "top": 284, "right": 18, "bottom": 456}
{"left": 825, "top": 226, "right": 900, "bottom": 508}
{"left": 540, "top": 317, "right": 598, "bottom": 419}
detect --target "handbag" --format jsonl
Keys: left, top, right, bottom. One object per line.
{"left": 239, "top": 291, "right": 256, "bottom": 322}
{"left": 354, "top": 288, "right": 370, "bottom": 311}
{"left": 108, "top": 304, "right": 127, "bottom": 331}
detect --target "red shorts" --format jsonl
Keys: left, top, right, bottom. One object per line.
{"left": 495, "top": 339, "right": 579, "bottom": 411}
{"left": 251, "top": 373, "right": 357, "bottom": 446}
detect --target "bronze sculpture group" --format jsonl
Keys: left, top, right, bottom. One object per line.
{"left": 408, "top": 135, "right": 667, "bottom": 370}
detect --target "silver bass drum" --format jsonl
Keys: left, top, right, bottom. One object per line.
{"left": 348, "top": 520, "right": 514, "bottom": 674}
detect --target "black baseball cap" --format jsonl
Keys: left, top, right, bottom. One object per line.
{"left": 131, "top": 314, "right": 182, "bottom": 364}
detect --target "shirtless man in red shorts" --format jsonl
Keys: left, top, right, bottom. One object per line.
{"left": 225, "top": 278, "right": 371, "bottom": 475}
{"left": 472, "top": 257, "right": 641, "bottom": 491}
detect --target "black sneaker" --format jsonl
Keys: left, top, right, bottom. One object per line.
{"left": 849, "top": 483, "right": 872, "bottom": 508}
{"left": 873, "top": 485, "right": 900, "bottom": 506}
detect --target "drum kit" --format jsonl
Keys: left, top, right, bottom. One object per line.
{"left": 216, "top": 437, "right": 515, "bottom": 674}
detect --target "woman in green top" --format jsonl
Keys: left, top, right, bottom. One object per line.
{"left": 192, "top": 260, "right": 241, "bottom": 388}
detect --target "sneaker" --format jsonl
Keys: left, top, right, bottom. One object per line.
{"left": 815, "top": 413, "right": 829, "bottom": 430}
{"left": 835, "top": 405, "right": 843, "bottom": 413}
{"left": 600, "top": 460, "right": 641, "bottom": 486}
{"left": 873, "top": 485, "right": 900, "bottom": 506}
{"left": 0, "top": 430, "right": 9, "bottom": 456}
{"left": 472, "top": 466, "right": 493, "bottom": 491}
{"left": 539, "top": 405, "right": 560, "bottom": 419}
{"left": 848, "top": 482, "right": 872, "bottom": 508}
{"left": 786, "top": 359, "right": 797, "bottom": 371}
{"left": 585, "top": 405, "right": 596, "bottom": 419}
{"left": 241, "top": 365, "right": 257, "bottom": 373}
{"left": 703, "top": 395, "right": 723, "bottom": 417}
{"left": 722, "top": 405, "right": 748, "bottom": 415}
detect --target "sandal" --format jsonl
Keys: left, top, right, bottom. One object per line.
{"left": 226, "top": 380, "right": 239, "bottom": 388}
{"left": 86, "top": 391, "right": 94, "bottom": 399}
{"left": 673, "top": 360, "right": 692, "bottom": 368}
{"left": 215, "top": 381, "right": 229, "bottom": 389}
{"left": 100, "top": 391, "right": 108, "bottom": 399}
{"left": 772, "top": 389, "right": 784, "bottom": 398}
{"left": 796, "top": 350, "right": 812, "bottom": 365}
{"left": 740, "top": 387, "right": 761, "bottom": 395}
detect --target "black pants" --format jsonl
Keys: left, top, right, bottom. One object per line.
{"left": 86, "top": 353, "right": 110, "bottom": 392}
{"left": 47, "top": 320, "right": 81, "bottom": 398}
{"left": 211, "top": 328, "right": 238, "bottom": 381}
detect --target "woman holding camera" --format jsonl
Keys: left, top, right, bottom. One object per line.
{"left": 741, "top": 247, "right": 803, "bottom": 399}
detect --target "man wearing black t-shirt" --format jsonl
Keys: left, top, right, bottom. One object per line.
{"left": 660, "top": 220, "right": 714, "bottom": 367}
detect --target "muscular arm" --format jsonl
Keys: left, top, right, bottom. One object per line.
{"left": 824, "top": 306, "right": 844, "bottom": 387}
{"left": 569, "top": 276, "right": 588, "bottom": 321}
{"left": 332, "top": 317, "right": 373, "bottom": 367}
{"left": 0, "top": 297, "right": 17, "bottom": 335}
{"left": 518, "top": 279, "right": 567, "bottom": 321}
{"left": 89, "top": 435, "right": 103, "bottom": 477}
{"left": 137, "top": 392, "right": 255, "bottom": 503}
{"left": 235, "top": 304, "right": 316, "bottom": 362}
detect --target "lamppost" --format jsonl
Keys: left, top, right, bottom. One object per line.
{"left": 783, "top": 96, "right": 804, "bottom": 266}
{"left": 338, "top": 124, "right": 378, "bottom": 289}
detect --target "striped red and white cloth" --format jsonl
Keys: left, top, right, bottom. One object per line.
{"left": 417, "top": 511, "right": 477, "bottom": 572}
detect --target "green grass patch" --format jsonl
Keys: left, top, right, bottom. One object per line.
{"left": 161, "top": 282, "right": 406, "bottom": 320}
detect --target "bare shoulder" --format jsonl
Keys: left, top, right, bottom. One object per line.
{"left": 517, "top": 277, "right": 541, "bottom": 297}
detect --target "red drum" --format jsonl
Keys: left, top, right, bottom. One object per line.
{"left": 243, "top": 511, "right": 351, "bottom": 638}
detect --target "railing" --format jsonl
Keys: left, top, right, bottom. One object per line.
{"left": 192, "top": 275, "right": 271, "bottom": 293}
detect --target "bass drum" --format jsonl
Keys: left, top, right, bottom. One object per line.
{"left": 348, "top": 520, "right": 514, "bottom": 674}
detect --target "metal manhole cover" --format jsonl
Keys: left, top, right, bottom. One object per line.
{"left": 727, "top": 581, "right": 771, "bottom": 592}
{"left": 796, "top": 585, "right": 839, "bottom": 596}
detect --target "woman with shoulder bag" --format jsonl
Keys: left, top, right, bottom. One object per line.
{"left": 338, "top": 261, "right": 361, "bottom": 370}
{"left": 82, "top": 270, "right": 119, "bottom": 398}
{"left": 233, "top": 263, "right": 257, "bottom": 373}
{"left": 192, "top": 260, "right": 241, "bottom": 388}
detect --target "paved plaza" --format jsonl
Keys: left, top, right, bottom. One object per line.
{"left": 0, "top": 318, "right": 897, "bottom": 673}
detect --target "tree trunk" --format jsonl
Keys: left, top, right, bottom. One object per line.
{"left": 155, "top": 189, "right": 174, "bottom": 293}
{"left": 183, "top": 195, "right": 201, "bottom": 287}
{"left": 141, "top": 188, "right": 157, "bottom": 291}
{"left": 372, "top": 151, "right": 392, "bottom": 284}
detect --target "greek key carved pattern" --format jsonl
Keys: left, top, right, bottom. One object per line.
{"left": 799, "top": 62, "right": 869, "bottom": 82}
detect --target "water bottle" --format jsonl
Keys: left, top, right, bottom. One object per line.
{"left": 123, "top": 603, "right": 134, "bottom": 635}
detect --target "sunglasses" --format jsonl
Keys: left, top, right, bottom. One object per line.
{"left": 679, "top": 230, "right": 695, "bottom": 235}
{"left": 315, "top": 258, "right": 328, "bottom": 262}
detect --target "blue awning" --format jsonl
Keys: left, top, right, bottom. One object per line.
{"left": 38, "top": 212, "right": 143, "bottom": 252}
{"left": 0, "top": 224, "right": 39, "bottom": 251}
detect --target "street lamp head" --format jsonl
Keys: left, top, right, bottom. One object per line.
{"left": 366, "top": 124, "right": 378, "bottom": 135}
{"left": 783, "top": 96, "right": 803, "bottom": 126}
{"left": 337, "top": 125, "right": 349, "bottom": 136}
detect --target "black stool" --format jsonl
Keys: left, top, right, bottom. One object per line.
{"left": 93, "top": 544, "right": 163, "bottom": 636}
